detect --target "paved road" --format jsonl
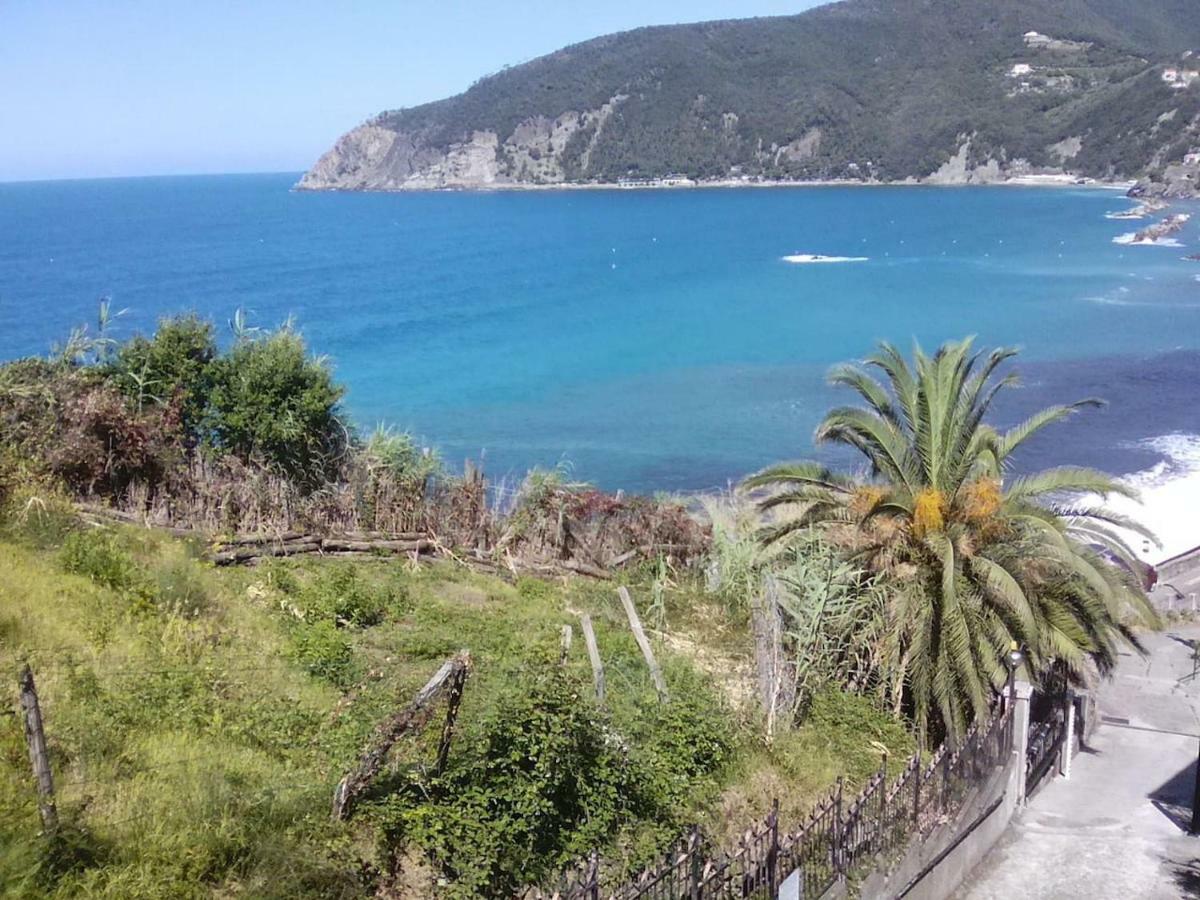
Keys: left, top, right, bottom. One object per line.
{"left": 957, "top": 626, "right": 1200, "bottom": 900}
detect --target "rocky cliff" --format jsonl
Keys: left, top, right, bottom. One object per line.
{"left": 299, "top": 0, "right": 1200, "bottom": 193}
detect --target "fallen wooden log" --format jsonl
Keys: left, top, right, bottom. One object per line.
{"left": 557, "top": 559, "right": 613, "bottom": 580}
{"left": 76, "top": 503, "right": 143, "bottom": 523}
{"left": 211, "top": 541, "right": 322, "bottom": 565}
{"left": 210, "top": 536, "right": 436, "bottom": 565}
{"left": 336, "top": 530, "right": 427, "bottom": 543}
{"left": 319, "top": 538, "right": 433, "bottom": 553}
{"left": 76, "top": 503, "right": 200, "bottom": 538}
{"left": 218, "top": 531, "right": 313, "bottom": 546}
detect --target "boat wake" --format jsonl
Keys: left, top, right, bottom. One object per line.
{"left": 782, "top": 254, "right": 869, "bottom": 264}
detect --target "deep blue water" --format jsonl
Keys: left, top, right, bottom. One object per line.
{"left": 1, "top": 172, "right": 1198, "bottom": 491}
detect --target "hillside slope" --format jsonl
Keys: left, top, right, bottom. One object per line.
{"left": 299, "top": 0, "right": 1200, "bottom": 191}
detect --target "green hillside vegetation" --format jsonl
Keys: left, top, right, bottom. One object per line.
{"left": 329, "top": 0, "right": 1200, "bottom": 184}
{"left": 0, "top": 505, "right": 910, "bottom": 898}
{"left": 0, "top": 313, "right": 915, "bottom": 898}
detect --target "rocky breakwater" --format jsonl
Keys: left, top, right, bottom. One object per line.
{"left": 1114, "top": 213, "right": 1192, "bottom": 246}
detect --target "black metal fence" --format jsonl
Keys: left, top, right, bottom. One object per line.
{"left": 1023, "top": 670, "right": 1068, "bottom": 800}
{"left": 528, "top": 704, "right": 1014, "bottom": 899}
{"left": 1024, "top": 713, "right": 1064, "bottom": 799}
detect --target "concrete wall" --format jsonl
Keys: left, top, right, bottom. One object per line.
{"left": 1158, "top": 546, "right": 1200, "bottom": 583}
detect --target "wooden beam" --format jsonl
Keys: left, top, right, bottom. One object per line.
{"left": 559, "top": 624, "right": 573, "bottom": 665}
{"left": 18, "top": 665, "right": 57, "bottom": 832}
{"left": 618, "top": 586, "right": 669, "bottom": 702}
{"left": 579, "top": 614, "right": 605, "bottom": 704}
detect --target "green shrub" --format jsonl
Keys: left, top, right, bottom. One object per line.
{"left": 378, "top": 665, "right": 630, "bottom": 897}
{"left": 375, "top": 660, "right": 734, "bottom": 898}
{"left": 0, "top": 480, "right": 78, "bottom": 549}
{"left": 515, "top": 576, "right": 556, "bottom": 604}
{"left": 107, "top": 314, "right": 217, "bottom": 438}
{"left": 59, "top": 530, "right": 144, "bottom": 595}
{"left": 290, "top": 621, "right": 356, "bottom": 687}
{"left": 802, "top": 691, "right": 915, "bottom": 782}
{"left": 363, "top": 426, "right": 442, "bottom": 484}
{"left": 290, "top": 565, "right": 391, "bottom": 628}
{"left": 205, "top": 330, "right": 346, "bottom": 484}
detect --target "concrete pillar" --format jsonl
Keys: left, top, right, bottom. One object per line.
{"left": 1013, "top": 680, "right": 1033, "bottom": 804}
{"left": 1060, "top": 691, "right": 1075, "bottom": 780}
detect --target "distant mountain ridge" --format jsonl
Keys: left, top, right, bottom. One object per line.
{"left": 299, "top": 0, "right": 1200, "bottom": 193}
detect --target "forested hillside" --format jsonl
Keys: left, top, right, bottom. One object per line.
{"left": 299, "top": 0, "right": 1200, "bottom": 190}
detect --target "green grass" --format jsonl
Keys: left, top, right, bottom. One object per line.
{"left": 0, "top": 506, "right": 912, "bottom": 898}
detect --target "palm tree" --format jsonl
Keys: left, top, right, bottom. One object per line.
{"left": 743, "top": 338, "right": 1158, "bottom": 738}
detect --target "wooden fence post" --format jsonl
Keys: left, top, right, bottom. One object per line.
{"left": 941, "top": 748, "right": 951, "bottom": 812}
{"left": 332, "top": 651, "right": 470, "bottom": 820}
{"left": 588, "top": 849, "right": 601, "bottom": 900}
{"left": 18, "top": 665, "right": 57, "bottom": 832}
{"left": 434, "top": 664, "right": 468, "bottom": 777}
{"left": 559, "top": 624, "right": 573, "bottom": 666}
{"left": 579, "top": 614, "right": 606, "bottom": 704}
{"left": 617, "top": 586, "right": 669, "bottom": 702}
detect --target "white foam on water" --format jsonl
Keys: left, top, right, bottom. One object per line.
{"left": 1101, "top": 434, "right": 1200, "bottom": 564}
{"left": 1112, "top": 233, "right": 1185, "bottom": 248}
{"left": 782, "top": 254, "right": 869, "bottom": 264}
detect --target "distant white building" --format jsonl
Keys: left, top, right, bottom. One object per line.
{"left": 1163, "top": 68, "right": 1200, "bottom": 89}
{"left": 1009, "top": 63, "right": 1033, "bottom": 77}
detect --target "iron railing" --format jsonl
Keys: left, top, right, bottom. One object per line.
{"left": 528, "top": 704, "right": 1014, "bottom": 899}
{"left": 1024, "top": 712, "right": 1064, "bottom": 799}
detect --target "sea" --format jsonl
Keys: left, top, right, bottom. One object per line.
{"left": 1, "top": 173, "right": 1198, "bottom": 558}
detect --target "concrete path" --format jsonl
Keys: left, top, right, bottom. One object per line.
{"left": 956, "top": 626, "right": 1200, "bottom": 900}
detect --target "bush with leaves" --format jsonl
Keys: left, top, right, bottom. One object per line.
{"left": 287, "top": 563, "right": 395, "bottom": 628}
{"left": 206, "top": 329, "right": 346, "bottom": 484}
{"left": 375, "top": 661, "right": 732, "bottom": 898}
{"left": 107, "top": 314, "right": 217, "bottom": 438}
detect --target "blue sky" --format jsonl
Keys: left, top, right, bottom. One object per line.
{"left": 0, "top": 1, "right": 820, "bottom": 182}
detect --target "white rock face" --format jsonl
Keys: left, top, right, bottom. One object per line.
{"left": 776, "top": 128, "right": 822, "bottom": 164}
{"left": 296, "top": 95, "right": 629, "bottom": 191}
{"left": 923, "top": 138, "right": 1063, "bottom": 185}
{"left": 402, "top": 131, "right": 505, "bottom": 189}
{"left": 1048, "top": 135, "right": 1083, "bottom": 161}
{"left": 296, "top": 125, "right": 399, "bottom": 190}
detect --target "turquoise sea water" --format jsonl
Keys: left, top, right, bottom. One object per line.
{"left": 1, "top": 173, "right": 1198, "bottom": 491}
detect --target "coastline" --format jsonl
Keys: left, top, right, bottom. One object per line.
{"left": 294, "top": 174, "right": 1138, "bottom": 194}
